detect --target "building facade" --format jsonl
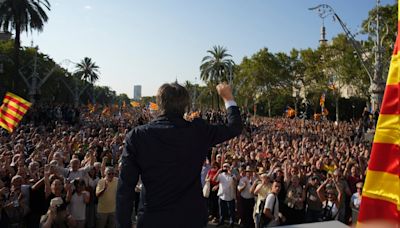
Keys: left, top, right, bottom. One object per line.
{"left": 133, "top": 85, "right": 142, "bottom": 100}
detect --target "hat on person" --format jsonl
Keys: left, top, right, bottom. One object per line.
{"left": 356, "top": 182, "right": 363, "bottom": 189}
{"left": 245, "top": 166, "right": 254, "bottom": 172}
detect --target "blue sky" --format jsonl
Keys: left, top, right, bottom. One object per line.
{"left": 21, "top": 0, "right": 395, "bottom": 97}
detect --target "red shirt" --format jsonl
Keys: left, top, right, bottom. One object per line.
{"left": 208, "top": 168, "right": 219, "bottom": 186}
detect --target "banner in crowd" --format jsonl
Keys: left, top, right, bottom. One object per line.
{"left": 130, "top": 101, "right": 140, "bottom": 107}
{"left": 0, "top": 92, "right": 32, "bottom": 133}
{"left": 101, "top": 106, "right": 111, "bottom": 116}
{"left": 149, "top": 102, "right": 158, "bottom": 111}
{"left": 358, "top": 1, "right": 400, "bottom": 224}
{"left": 88, "top": 103, "right": 96, "bottom": 113}
{"left": 319, "top": 92, "right": 325, "bottom": 108}
{"left": 286, "top": 106, "right": 295, "bottom": 118}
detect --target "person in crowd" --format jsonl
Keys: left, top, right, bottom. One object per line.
{"left": 283, "top": 175, "right": 305, "bottom": 224}
{"left": 40, "top": 197, "right": 76, "bottom": 228}
{"left": 215, "top": 163, "right": 237, "bottom": 228}
{"left": 116, "top": 82, "right": 242, "bottom": 228}
{"left": 206, "top": 161, "right": 221, "bottom": 223}
{"left": 350, "top": 182, "right": 363, "bottom": 224}
{"left": 304, "top": 175, "right": 323, "bottom": 223}
{"left": 263, "top": 180, "right": 285, "bottom": 227}
{"left": 96, "top": 167, "right": 118, "bottom": 228}
{"left": 317, "top": 177, "right": 343, "bottom": 221}
{"left": 237, "top": 166, "right": 256, "bottom": 228}
{"left": 66, "top": 178, "right": 90, "bottom": 228}
{"left": 253, "top": 172, "right": 271, "bottom": 228}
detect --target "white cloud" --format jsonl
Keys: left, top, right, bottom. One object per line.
{"left": 84, "top": 5, "right": 92, "bottom": 10}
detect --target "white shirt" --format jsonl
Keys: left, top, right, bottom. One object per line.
{"left": 264, "top": 193, "right": 279, "bottom": 227}
{"left": 216, "top": 172, "right": 236, "bottom": 201}
{"left": 351, "top": 192, "right": 362, "bottom": 209}
{"left": 238, "top": 176, "right": 255, "bottom": 199}
{"left": 69, "top": 192, "right": 88, "bottom": 220}
{"left": 323, "top": 200, "right": 339, "bottom": 219}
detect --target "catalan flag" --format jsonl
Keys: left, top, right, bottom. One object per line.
{"left": 286, "top": 106, "right": 295, "bottom": 118}
{"left": 0, "top": 92, "right": 32, "bottom": 133}
{"left": 101, "top": 106, "right": 111, "bottom": 116}
{"left": 319, "top": 92, "right": 325, "bottom": 108}
{"left": 149, "top": 102, "right": 158, "bottom": 111}
{"left": 130, "top": 101, "right": 140, "bottom": 107}
{"left": 357, "top": 2, "right": 400, "bottom": 225}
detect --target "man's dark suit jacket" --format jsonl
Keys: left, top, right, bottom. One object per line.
{"left": 116, "top": 106, "right": 242, "bottom": 228}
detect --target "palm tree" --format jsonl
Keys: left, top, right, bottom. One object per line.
{"left": 0, "top": 0, "right": 50, "bottom": 80}
{"left": 75, "top": 57, "right": 100, "bottom": 104}
{"left": 200, "top": 45, "right": 235, "bottom": 109}
{"left": 74, "top": 57, "right": 100, "bottom": 84}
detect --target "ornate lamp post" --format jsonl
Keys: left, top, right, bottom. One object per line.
{"left": 309, "top": 0, "right": 387, "bottom": 111}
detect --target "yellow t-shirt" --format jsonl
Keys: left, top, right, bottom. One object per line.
{"left": 96, "top": 177, "right": 118, "bottom": 213}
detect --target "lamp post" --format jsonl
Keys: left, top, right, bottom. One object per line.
{"left": 192, "top": 77, "right": 197, "bottom": 111}
{"left": 309, "top": 0, "right": 387, "bottom": 112}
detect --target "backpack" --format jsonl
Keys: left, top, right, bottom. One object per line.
{"left": 257, "top": 193, "right": 277, "bottom": 227}
{"left": 322, "top": 200, "right": 338, "bottom": 221}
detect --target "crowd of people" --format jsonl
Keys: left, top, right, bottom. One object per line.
{"left": 202, "top": 117, "right": 369, "bottom": 227}
{"left": 0, "top": 103, "right": 370, "bottom": 227}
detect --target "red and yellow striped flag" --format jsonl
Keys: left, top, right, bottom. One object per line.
{"left": 0, "top": 92, "right": 32, "bottom": 133}
{"left": 357, "top": 3, "right": 400, "bottom": 225}
{"left": 149, "top": 102, "right": 158, "bottom": 111}
{"left": 101, "top": 106, "right": 111, "bottom": 116}
{"left": 130, "top": 101, "right": 140, "bottom": 107}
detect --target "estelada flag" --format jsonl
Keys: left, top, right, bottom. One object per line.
{"left": 357, "top": 2, "right": 400, "bottom": 225}
{"left": 0, "top": 92, "right": 32, "bottom": 133}
{"left": 130, "top": 101, "right": 140, "bottom": 107}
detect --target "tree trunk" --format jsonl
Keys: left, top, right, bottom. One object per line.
{"left": 13, "top": 24, "right": 21, "bottom": 91}
{"left": 217, "top": 95, "right": 220, "bottom": 110}
{"left": 267, "top": 98, "right": 271, "bottom": 117}
{"left": 335, "top": 94, "right": 339, "bottom": 121}
{"left": 211, "top": 91, "right": 214, "bottom": 109}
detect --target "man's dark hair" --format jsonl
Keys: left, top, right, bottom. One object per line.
{"left": 156, "top": 83, "right": 190, "bottom": 116}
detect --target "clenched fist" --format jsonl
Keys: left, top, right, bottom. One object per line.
{"left": 216, "top": 83, "right": 234, "bottom": 103}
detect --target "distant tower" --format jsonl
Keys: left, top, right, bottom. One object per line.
{"left": 133, "top": 85, "right": 142, "bottom": 100}
{"left": 319, "top": 21, "right": 328, "bottom": 46}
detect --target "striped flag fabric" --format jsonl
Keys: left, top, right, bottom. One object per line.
{"left": 88, "top": 103, "right": 96, "bottom": 113}
{"left": 357, "top": 2, "right": 400, "bottom": 225}
{"left": 0, "top": 92, "right": 32, "bottom": 133}
{"left": 149, "top": 102, "right": 158, "bottom": 111}
{"left": 101, "top": 106, "right": 111, "bottom": 116}
{"left": 130, "top": 101, "right": 140, "bottom": 107}
{"left": 319, "top": 92, "right": 325, "bottom": 108}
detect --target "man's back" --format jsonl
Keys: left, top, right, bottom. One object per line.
{"left": 116, "top": 83, "right": 242, "bottom": 228}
